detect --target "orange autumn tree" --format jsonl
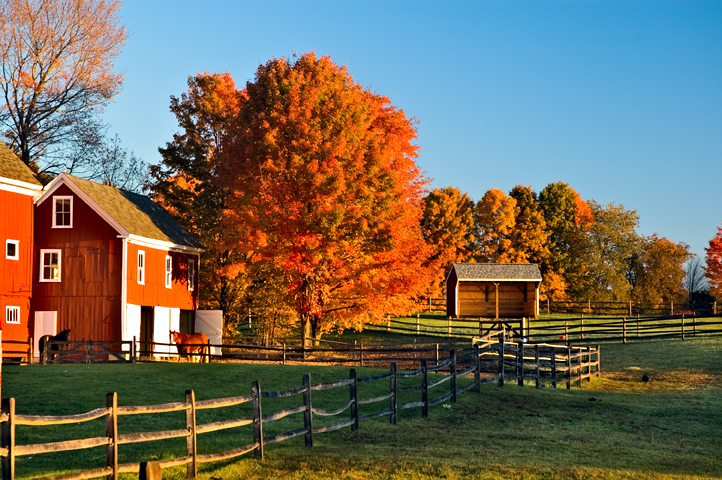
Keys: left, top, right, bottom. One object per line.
{"left": 705, "top": 226, "right": 722, "bottom": 297}
{"left": 219, "top": 53, "right": 431, "bottom": 345}
{"left": 472, "top": 188, "right": 521, "bottom": 262}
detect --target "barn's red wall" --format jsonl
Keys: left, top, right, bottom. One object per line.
{"left": 32, "top": 183, "right": 123, "bottom": 342}
{"left": 126, "top": 243, "right": 198, "bottom": 310}
{"left": 0, "top": 188, "right": 35, "bottom": 349}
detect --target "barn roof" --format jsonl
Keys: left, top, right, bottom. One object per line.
{"left": 450, "top": 263, "right": 542, "bottom": 281}
{"left": 37, "top": 173, "right": 204, "bottom": 252}
{"left": 0, "top": 141, "right": 42, "bottom": 189}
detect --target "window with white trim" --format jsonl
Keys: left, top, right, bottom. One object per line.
{"left": 6, "top": 306, "right": 20, "bottom": 324}
{"left": 40, "top": 249, "right": 61, "bottom": 282}
{"left": 52, "top": 196, "right": 73, "bottom": 228}
{"left": 188, "top": 258, "right": 195, "bottom": 291}
{"left": 137, "top": 250, "right": 145, "bottom": 285}
{"left": 6, "top": 239, "right": 19, "bottom": 260}
{"left": 165, "top": 255, "right": 172, "bottom": 288}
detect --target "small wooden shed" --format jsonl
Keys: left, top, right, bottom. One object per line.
{"left": 445, "top": 263, "right": 542, "bottom": 319}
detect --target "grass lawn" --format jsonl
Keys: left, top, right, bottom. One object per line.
{"left": 3, "top": 336, "right": 722, "bottom": 479}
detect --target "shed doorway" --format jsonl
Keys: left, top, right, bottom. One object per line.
{"left": 140, "top": 306, "right": 154, "bottom": 356}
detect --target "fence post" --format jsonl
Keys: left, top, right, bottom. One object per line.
{"left": 479, "top": 318, "right": 483, "bottom": 337}
{"left": 564, "top": 322, "right": 569, "bottom": 345}
{"left": 473, "top": 344, "right": 481, "bottom": 393}
{"left": 429, "top": 297, "right": 432, "bottom": 314}
{"left": 566, "top": 348, "right": 572, "bottom": 390}
{"left": 547, "top": 298, "right": 550, "bottom": 314}
{"left": 681, "top": 314, "right": 685, "bottom": 340}
{"left": 416, "top": 313, "right": 420, "bottom": 335}
{"left": 252, "top": 381, "right": 263, "bottom": 460}
{"left": 360, "top": 342, "right": 364, "bottom": 367}
{"left": 106, "top": 392, "right": 118, "bottom": 480}
{"left": 132, "top": 336, "right": 137, "bottom": 363}
{"left": 517, "top": 343, "right": 524, "bottom": 387}
{"left": 390, "top": 362, "right": 398, "bottom": 424}
{"left": 623, "top": 317, "right": 627, "bottom": 343}
{"left": 671, "top": 301, "right": 674, "bottom": 316}
{"left": 535, "top": 345, "right": 540, "bottom": 388}
{"left": 596, "top": 345, "right": 601, "bottom": 377}
{"left": 551, "top": 347, "right": 557, "bottom": 388}
{"left": 185, "top": 390, "right": 197, "bottom": 478}
{"left": 421, "top": 359, "right": 428, "bottom": 418}
{"left": 448, "top": 318, "right": 451, "bottom": 337}
{"left": 715, "top": 301, "right": 717, "bottom": 315}
{"left": 283, "top": 343, "right": 286, "bottom": 365}
{"left": 498, "top": 332, "right": 505, "bottom": 387}
{"left": 693, "top": 312, "right": 697, "bottom": 336}
{"left": 206, "top": 339, "right": 211, "bottom": 363}
{"left": 2, "top": 398, "right": 15, "bottom": 480}
{"left": 629, "top": 300, "right": 632, "bottom": 316}
{"left": 577, "top": 348, "right": 582, "bottom": 388}
{"left": 450, "top": 350, "right": 457, "bottom": 403}
{"left": 586, "top": 346, "right": 592, "bottom": 382}
{"left": 350, "top": 369, "right": 358, "bottom": 431}
{"left": 637, "top": 314, "right": 640, "bottom": 338}
{"left": 435, "top": 344, "right": 439, "bottom": 365}
{"left": 580, "top": 314, "right": 584, "bottom": 341}
{"left": 303, "top": 374, "right": 313, "bottom": 448}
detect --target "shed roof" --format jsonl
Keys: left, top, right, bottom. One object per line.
{"left": 39, "top": 173, "right": 204, "bottom": 251}
{"left": 0, "top": 141, "right": 42, "bottom": 187}
{"left": 450, "top": 263, "right": 542, "bottom": 281}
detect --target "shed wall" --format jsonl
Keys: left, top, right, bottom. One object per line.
{"left": 457, "top": 281, "right": 538, "bottom": 318}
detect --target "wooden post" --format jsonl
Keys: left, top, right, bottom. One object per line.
{"left": 350, "top": 369, "right": 358, "bottom": 431}
{"left": 566, "top": 348, "right": 572, "bottom": 390}
{"left": 354, "top": 340, "right": 358, "bottom": 366}
{"left": 551, "top": 347, "right": 557, "bottom": 388}
{"left": 206, "top": 339, "right": 211, "bottom": 363}
{"left": 623, "top": 317, "right": 627, "bottom": 343}
{"left": 435, "top": 343, "right": 439, "bottom": 365}
{"left": 478, "top": 318, "right": 483, "bottom": 337}
{"left": 421, "top": 359, "right": 429, "bottom": 418}
{"left": 106, "top": 392, "right": 118, "bottom": 480}
{"left": 682, "top": 314, "right": 685, "bottom": 340}
{"left": 447, "top": 317, "right": 451, "bottom": 337}
{"left": 360, "top": 342, "right": 364, "bottom": 367}
{"left": 586, "top": 346, "right": 592, "bottom": 382}
{"left": 498, "top": 332, "right": 505, "bottom": 387}
{"left": 517, "top": 343, "right": 524, "bottom": 387}
{"left": 564, "top": 322, "right": 569, "bottom": 345}
{"left": 671, "top": 301, "right": 674, "bottom": 316}
{"left": 429, "top": 297, "right": 432, "bottom": 314}
{"left": 580, "top": 314, "right": 584, "bottom": 340}
{"left": 629, "top": 300, "right": 632, "bottom": 316}
{"left": 693, "top": 312, "right": 697, "bottom": 336}
{"left": 185, "top": 390, "right": 197, "bottom": 477}
{"left": 303, "top": 374, "right": 313, "bottom": 448}
{"left": 252, "top": 381, "right": 263, "bottom": 460}
{"left": 494, "top": 283, "right": 500, "bottom": 320}
{"left": 637, "top": 314, "right": 640, "bottom": 338}
{"left": 588, "top": 299, "right": 591, "bottom": 314}
{"left": 390, "top": 362, "right": 398, "bottom": 424}
{"left": 577, "top": 348, "right": 582, "bottom": 388}
{"left": 597, "top": 345, "right": 601, "bottom": 377}
{"left": 85, "top": 339, "right": 91, "bottom": 364}
{"left": 714, "top": 301, "right": 717, "bottom": 315}
{"left": 534, "top": 345, "right": 540, "bottom": 388}
{"left": 473, "top": 344, "right": 481, "bottom": 393}
{"left": 547, "top": 297, "right": 550, "bottom": 315}
{"left": 2, "top": 398, "right": 15, "bottom": 480}
{"left": 416, "top": 313, "right": 420, "bottom": 335}
{"left": 132, "top": 336, "right": 137, "bottom": 363}
{"left": 387, "top": 316, "right": 391, "bottom": 332}
{"left": 282, "top": 343, "right": 286, "bottom": 365}
{"left": 450, "top": 350, "right": 457, "bottom": 403}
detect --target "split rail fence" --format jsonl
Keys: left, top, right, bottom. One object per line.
{"left": 0, "top": 332, "right": 599, "bottom": 480}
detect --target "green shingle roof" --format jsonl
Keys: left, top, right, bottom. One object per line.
{"left": 0, "top": 142, "right": 42, "bottom": 186}
{"left": 451, "top": 263, "right": 542, "bottom": 281}
{"left": 66, "top": 174, "right": 204, "bottom": 250}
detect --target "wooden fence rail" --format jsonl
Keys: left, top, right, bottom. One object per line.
{"left": 0, "top": 333, "right": 599, "bottom": 480}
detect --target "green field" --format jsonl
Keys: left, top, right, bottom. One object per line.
{"left": 4, "top": 335, "right": 722, "bottom": 479}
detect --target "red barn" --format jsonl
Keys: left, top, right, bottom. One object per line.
{"left": 0, "top": 143, "right": 43, "bottom": 360}
{"left": 31, "top": 173, "right": 205, "bottom": 359}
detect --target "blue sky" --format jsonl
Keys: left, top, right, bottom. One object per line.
{"left": 103, "top": 0, "right": 722, "bottom": 258}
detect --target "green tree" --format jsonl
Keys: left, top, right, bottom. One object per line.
{"left": 421, "top": 186, "right": 475, "bottom": 294}
{"left": 581, "top": 201, "right": 641, "bottom": 301}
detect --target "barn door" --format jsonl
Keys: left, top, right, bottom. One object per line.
{"left": 33, "top": 311, "right": 56, "bottom": 362}
{"left": 195, "top": 310, "right": 224, "bottom": 356}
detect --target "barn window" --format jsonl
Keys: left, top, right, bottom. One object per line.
{"left": 188, "top": 258, "right": 195, "bottom": 291}
{"left": 165, "top": 255, "right": 172, "bottom": 288}
{"left": 6, "top": 306, "right": 20, "bottom": 324}
{"left": 52, "top": 196, "right": 73, "bottom": 228}
{"left": 6, "top": 239, "right": 19, "bottom": 260}
{"left": 137, "top": 250, "right": 145, "bottom": 285}
{"left": 40, "top": 249, "right": 61, "bottom": 282}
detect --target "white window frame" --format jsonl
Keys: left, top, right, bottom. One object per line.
{"left": 6, "top": 239, "right": 19, "bottom": 260}
{"left": 188, "top": 258, "right": 195, "bottom": 291}
{"left": 6, "top": 306, "right": 21, "bottom": 324}
{"left": 165, "top": 255, "right": 172, "bottom": 289}
{"left": 52, "top": 196, "right": 73, "bottom": 228}
{"left": 137, "top": 250, "right": 145, "bottom": 285}
{"left": 40, "top": 249, "right": 61, "bottom": 282}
